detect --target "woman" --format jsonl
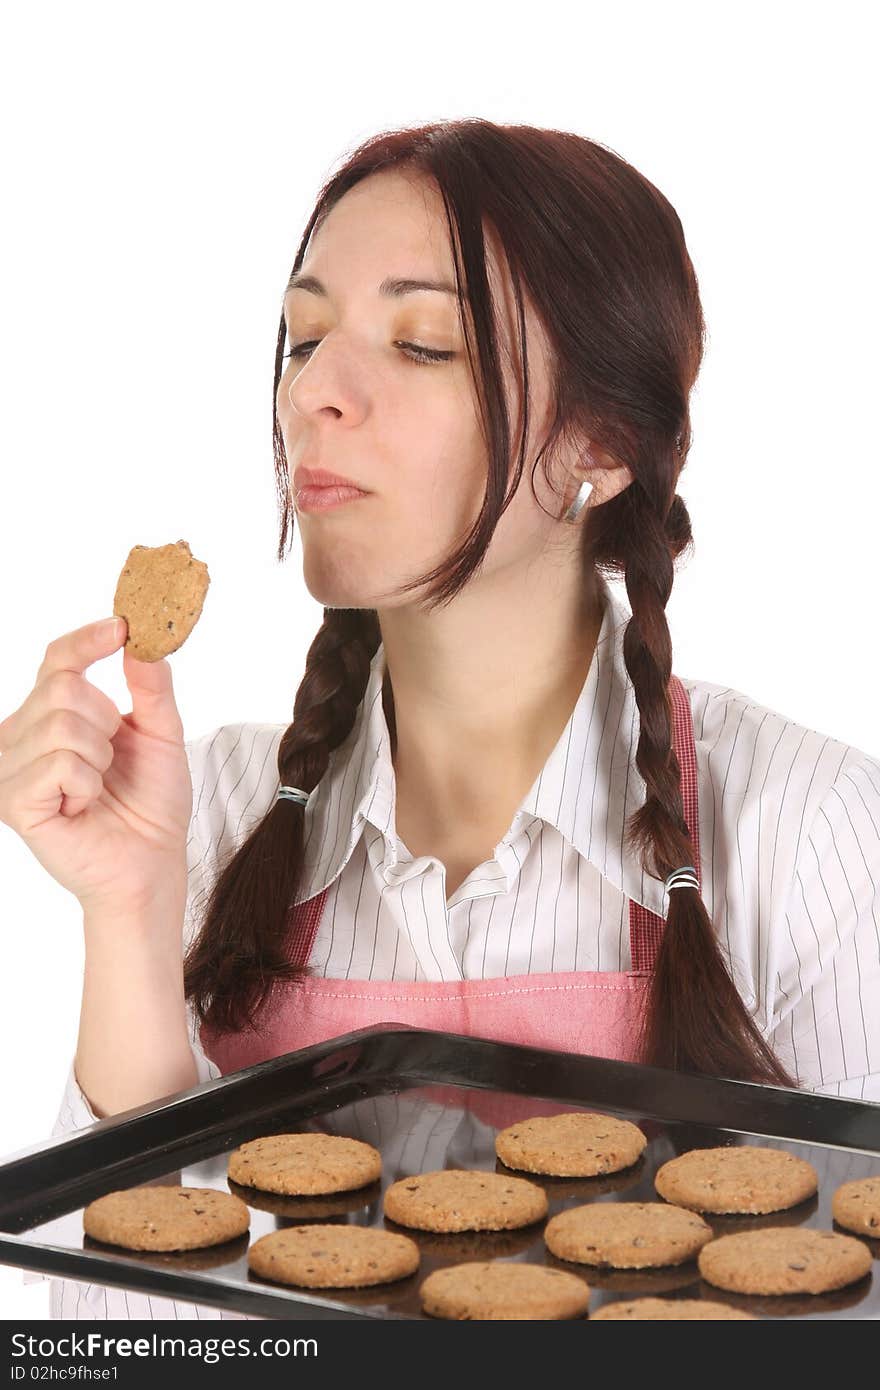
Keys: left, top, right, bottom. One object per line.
{"left": 8, "top": 118, "right": 878, "bottom": 1320}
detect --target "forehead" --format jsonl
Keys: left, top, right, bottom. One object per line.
{"left": 283, "top": 170, "right": 509, "bottom": 311}
{"left": 302, "top": 170, "right": 454, "bottom": 272}
{"left": 282, "top": 169, "right": 549, "bottom": 361}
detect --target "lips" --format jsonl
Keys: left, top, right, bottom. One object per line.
{"left": 293, "top": 466, "right": 366, "bottom": 493}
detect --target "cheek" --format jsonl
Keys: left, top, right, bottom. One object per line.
{"left": 483, "top": 469, "right": 562, "bottom": 572}
{"left": 393, "top": 382, "right": 485, "bottom": 504}
{"left": 429, "top": 429, "right": 487, "bottom": 530}
{"left": 390, "top": 446, "right": 483, "bottom": 553}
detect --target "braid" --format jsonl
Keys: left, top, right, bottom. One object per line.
{"left": 278, "top": 608, "right": 381, "bottom": 792}
{"left": 619, "top": 494, "right": 689, "bottom": 879}
{"left": 184, "top": 607, "right": 380, "bottom": 1035}
{"left": 618, "top": 490, "right": 796, "bottom": 1085}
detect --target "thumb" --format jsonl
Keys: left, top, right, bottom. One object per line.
{"left": 121, "top": 643, "right": 185, "bottom": 741}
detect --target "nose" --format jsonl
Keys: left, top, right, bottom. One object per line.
{"left": 282, "top": 337, "right": 371, "bottom": 429}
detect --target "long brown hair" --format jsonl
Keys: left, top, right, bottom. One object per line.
{"left": 184, "top": 117, "right": 795, "bottom": 1087}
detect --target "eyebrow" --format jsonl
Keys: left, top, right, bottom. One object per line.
{"left": 285, "top": 272, "right": 460, "bottom": 300}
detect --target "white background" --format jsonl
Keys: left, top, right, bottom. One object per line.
{"left": 1, "top": 0, "right": 877, "bottom": 1318}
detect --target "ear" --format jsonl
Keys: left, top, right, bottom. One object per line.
{"left": 576, "top": 442, "right": 634, "bottom": 506}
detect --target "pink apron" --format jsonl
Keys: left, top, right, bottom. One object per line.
{"left": 200, "top": 674, "right": 699, "bottom": 1112}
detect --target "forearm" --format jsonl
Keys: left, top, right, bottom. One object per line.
{"left": 74, "top": 884, "right": 198, "bottom": 1119}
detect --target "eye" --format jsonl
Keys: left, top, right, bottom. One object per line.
{"left": 282, "top": 340, "right": 455, "bottom": 366}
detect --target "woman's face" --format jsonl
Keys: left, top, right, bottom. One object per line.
{"left": 276, "top": 167, "right": 584, "bottom": 610}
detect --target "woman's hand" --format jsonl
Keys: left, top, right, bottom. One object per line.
{"left": 0, "top": 617, "right": 193, "bottom": 915}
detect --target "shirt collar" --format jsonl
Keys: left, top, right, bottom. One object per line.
{"left": 296, "top": 575, "right": 667, "bottom": 917}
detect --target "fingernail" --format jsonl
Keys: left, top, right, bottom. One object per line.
{"left": 100, "top": 617, "right": 123, "bottom": 641}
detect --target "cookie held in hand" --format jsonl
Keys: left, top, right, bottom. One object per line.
{"left": 113, "top": 540, "right": 210, "bottom": 661}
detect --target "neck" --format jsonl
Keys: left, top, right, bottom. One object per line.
{"left": 377, "top": 562, "right": 606, "bottom": 838}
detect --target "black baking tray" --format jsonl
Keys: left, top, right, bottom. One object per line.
{"left": 1, "top": 1025, "right": 878, "bottom": 1320}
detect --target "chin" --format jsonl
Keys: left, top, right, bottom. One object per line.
{"left": 300, "top": 555, "right": 369, "bottom": 610}
{"left": 304, "top": 581, "right": 365, "bottom": 609}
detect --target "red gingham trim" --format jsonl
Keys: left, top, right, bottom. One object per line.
{"left": 286, "top": 887, "right": 329, "bottom": 968}
{"left": 629, "top": 674, "right": 701, "bottom": 971}
{"left": 288, "top": 673, "right": 700, "bottom": 974}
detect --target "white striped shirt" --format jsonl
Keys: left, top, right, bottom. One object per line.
{"left": 31, "top": 575, "right": 880, "bottom": 1318}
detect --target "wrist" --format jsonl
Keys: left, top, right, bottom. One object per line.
{"left": 82, "top": 881, "right": 188, "bottom": 957}
{"left": 78, "top": 855, "right": 188, "bottom": 924}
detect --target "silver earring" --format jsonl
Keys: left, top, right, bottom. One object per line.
{"left": 562, "top": 477, "right": 594, "bottom": 523}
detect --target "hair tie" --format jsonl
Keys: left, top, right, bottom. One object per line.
{"left": 277, "top": 785, "right": 309, "bottom": 807}
{"left": 665, "top": 866, "right": 698, "bottom": 891}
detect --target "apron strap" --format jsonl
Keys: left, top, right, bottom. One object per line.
{"left": 288, "top": 674, "right": 701, "bottom": 974}
{"left": 628, "top": 673, "right": 702, "bottom": 972}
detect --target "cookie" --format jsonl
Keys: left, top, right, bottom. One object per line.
{"left": 495, "top": 1111, "right": 646, "bottom": 1178}
{"left": 591, "top": 1297, "right": 755, "bottom": 1320}
{"left": 697, "top": 1227, "right": 872, "bottom": 1295}
{"left": 83, "top": 1185, "right": 249, "bottom": 1252}
{"left": 383, "top": 1169, "right": 548, "bottom": 1232}
{"left": 247, "top": 1224, "right": 419, "bottom": 1289}
{"left": 831, "top": 1176, "right": 880, "bottom": 1237}
{"left": 544, "top": 1201, "right": 712, "bottom": 1268}
{"left": 655, "top": 1146, "right": 818, "bottom": 1214}
{"left": 228, "top": 1132, "right": 382, "bottom": 1196}
{"left": 113, "top": 540, "right": 209, "bottom": 661}
{"left": 420, "top": 1261, "right": 590, "bottom": 1320}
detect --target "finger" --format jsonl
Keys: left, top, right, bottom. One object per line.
{"left": 0, "top": 744, "right": 105, "bottom": 832}
{"left": 0, "top": 620, "right": 126, "bottom": 755}
{"left": 120, "top": 645, "right": 184, "bottom": 743}
{"left": 30, "top": 747, "right": 105, "bottom": 824}
{"left": 35, "top": 617, "right": 127, "bottom": 687}
{"left": 37, "top": 668, "right": 123, "bottom": 743}
{"left": 0, "top": 707, "right": 113, "bottom": 798}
